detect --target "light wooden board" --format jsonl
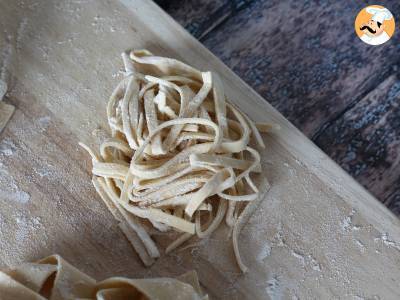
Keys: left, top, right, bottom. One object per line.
{"left": 0, "top": 102, "right": 14, "bottom": 134}
{"left": 0, "top": 0, "right": 399, "bottom": 299}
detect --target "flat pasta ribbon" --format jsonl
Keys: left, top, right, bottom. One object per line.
{"left": 0, "top": 255, "right": 206, "bottom": 300}
{"left": 80, "top": 50, "right": 274, "bottom": 273}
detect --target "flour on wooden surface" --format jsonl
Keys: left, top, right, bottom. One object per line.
{"left": 291, "top": 250, "right": 305, "bottom": 266}
{"left": 374, "top": 233, "right": 400, "bottom": 251}
{"left": 16, "top": 18, "right": 28, "bottom": 51}
{"left": 291, "top": 250, "right": 321, "bottom": 272}
{"left": 354, "top": 239, "right": 366, "bottom": 253}
{"left": 0, "top": 208, "right": 49, "bottom": 268}
{"left": 0, "top": 0, "right": 399, "bottom": 297}
{"left": 0, "top": 80, "right": 7, "bottom": 100}
{"left": 0, "top": 34, "right": 13, "bottom": 82}
{"left": 266, "top": 275, "right": 282, "bottom": 300}
{"left": 308, "top": 255, "right": 321, "bottom": 272}
{"left": 33, "top": 163, "right": 56, "bottom": 179}
{"left": 0, "top": 184, "right": 30, "bottom": 204}
{"left": 0, "top": 138, "right": 16, "bottom": 156}
{"left": 0, "top": 163, "right": 30, "bottom": 204}
{"left": 257, "top": 242, "right": 271, "bottom": 261}
{"left": 340, "top": 209, "right": 360, "bottom": 232}
{"left": 38, "top": 115, "right": 51, "bottom": 130}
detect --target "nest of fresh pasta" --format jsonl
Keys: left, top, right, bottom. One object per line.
{"left": 81, "top": 50, "right": 273, "bottom": 273}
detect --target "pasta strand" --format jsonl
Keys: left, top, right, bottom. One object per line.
{"left": 80, "top": 49, "right": 273, "bottom": 272}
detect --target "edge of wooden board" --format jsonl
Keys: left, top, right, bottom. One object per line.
{"left": 119, "top": 0, "right": 400, "bottom": 240}
{"left": 0, "top": 102, "right": 15, "bottom": 134}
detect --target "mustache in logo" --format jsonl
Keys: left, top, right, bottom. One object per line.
{"left": 360, "top": 25, "right": 376, "bottom": 34}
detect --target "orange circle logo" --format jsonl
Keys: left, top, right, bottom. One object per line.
{"left": 355, "top": 5, "right": 395, "bottom": 45}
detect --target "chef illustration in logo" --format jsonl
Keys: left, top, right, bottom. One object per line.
{"left": 355, "top": 6, "right": 395, "bottom": 45}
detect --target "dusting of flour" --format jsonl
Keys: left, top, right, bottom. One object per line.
{"left": 0, "top": 163, "right": 30, "bottom": 204}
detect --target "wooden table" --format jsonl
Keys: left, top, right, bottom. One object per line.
{"left": 0, "top": 0, "right": 400, "bottom": 299}
{"left": 159, "top": 0, "right": 400, "bottom": 215}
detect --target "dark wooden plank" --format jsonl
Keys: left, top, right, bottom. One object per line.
{"left": 315, "top": 75, "right": 400, "bottom": 212}
{"left": 156, "top": 0, "right": 255, "bottom": 40}
{"left": 386, "top": 191, "right": 400, "bottom": 215}
{"left": 160, "top": 0, "right": 400, "bottom": 216}
{"left": 199, "top": 0, "right": 400, "bottom": 136}
{"left": 155, "top": 0, "right": 229, "bottom": 39}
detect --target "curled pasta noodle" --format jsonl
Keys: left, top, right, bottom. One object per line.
{"left": 80, "top": 50, "right": 273, "bottom": 273}
{"left": 0, "top": 255, "right": 206, "bottom": 300}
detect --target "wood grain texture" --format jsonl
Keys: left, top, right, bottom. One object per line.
{"left": 155, "top": 0, "right": 254, "bottom": 40}
{"left": 154, "top": 0, "right": 228, "bottom": 39}
{"left": 176, "top": 0, "right": 400, "bottom": 136}
{"left": 0, "top": 102, "right": 14, "bottom": 133}
{"left": 315, "top": 75, "right": 400, "bottom": 212}
{"left": 1, "top": 0, "right": 400, "bottom": 299}
{"left": 387, "top": 191, "right": 400, "bottom": 215}
{"left": 159, "top": 0, "right": 400, "bottom": 213}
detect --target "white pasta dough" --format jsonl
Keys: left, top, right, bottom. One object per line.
{"left": 80, "top": 50, "right": 273, "bottom": 273}
{"left": 0, "top": 255, "right": 206, "bottom": 300}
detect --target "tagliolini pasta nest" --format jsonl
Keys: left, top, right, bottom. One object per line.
{"left": 81, "top": 50, "right": 273, "bottom": 273}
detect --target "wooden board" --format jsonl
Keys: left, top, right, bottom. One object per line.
{"left": 199, "top": 0, "right": 400, "bottom": 137}
{"left": 316, "top": 75, "right": 400, "bottom": 214}
{"left": 0, "top": 0, "right": 400, "bottom": 299}
{"left": 161, "top": 0, "right": 400, "bottom": 212}
{"left": 0, "top": 102, "right": 14, "bottom": 134}
{"left": 155, "top": 0, "right": 230, "bottom": 40}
